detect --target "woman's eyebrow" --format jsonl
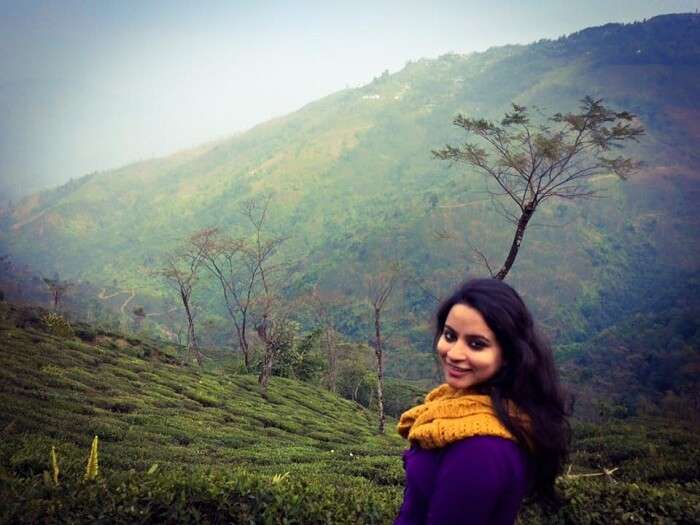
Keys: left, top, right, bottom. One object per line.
{"left": 464, "top": 333, "right": 491, "bottom": 342}
{"left": 444, "top": 324, "right": 491, "bottom": 342}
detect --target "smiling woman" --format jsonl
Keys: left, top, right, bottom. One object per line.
{"left": 438, "top": 303, "right": 504, "bottom": 390}
{"left": 395, "top": 278, "right": 571, "bottom": 525}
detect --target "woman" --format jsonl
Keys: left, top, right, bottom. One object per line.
{"left": 394, "top": 278, "right": 570, "bottom": 525}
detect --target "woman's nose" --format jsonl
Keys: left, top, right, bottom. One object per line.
{"left": 447, "top": 340, "right": 468, "bottom": 359}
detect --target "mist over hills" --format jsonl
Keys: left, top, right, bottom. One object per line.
{"left": 1, "top": 14, "right": 699, "bottom": 386}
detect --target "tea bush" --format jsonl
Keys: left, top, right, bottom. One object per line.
{"left": 520, "top": 478, "right": 700, "bottom": 524}
{"left": 0, "top": 468, "right": 403, "bottom": 524}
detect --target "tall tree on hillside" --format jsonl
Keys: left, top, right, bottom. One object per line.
{"left": 303, "top": 285, "right": 342, "bottom": 393}
{"left": 132, "top": 306, "right": 146, "bottom": 332}
{"left": 365, "top": 262, "right": 400, "bottom": 435}
{"left": 43, "top": 276, "right": 73, "bottom": 311}
{"left": 241, "top": 197, "right": 293, "bottom": 396}
{"left": 255, "top": 300, "right": 295, "bottom": 397}
{"left": 194, "top": 196, "right": 286, "bottom": 373}
{"left": 157, "top": 233, "right": 209, "bottom": 366}
{"left": 433, "top": 97, "right": 644, "bottom": 280}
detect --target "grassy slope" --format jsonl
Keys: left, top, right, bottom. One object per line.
{"left": 0, "top": 302, "right": 404, "bottom": 483}
{"left": 1, "top": 303, "right": 699, "bottom": 523}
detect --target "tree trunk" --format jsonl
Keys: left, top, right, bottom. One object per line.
{"left": 373, "top": 306, "right": 386, "bottom": 435}
{"left": 495, "top": 203, "right": 536, "bottom": 280}
{"left": 256, "top": 318, "right": 274, "bottom": 398}
{"left": 234, "top": 328, "right": 251, "bottom": 372}
{"left": 182, "top": 293, "right": 203, "bottom": 367}
{"left": 258, "top": 344, "right": 274, "bottom": 396}
{"left": 326, "top": 326, "right": 337, "bottom": 393}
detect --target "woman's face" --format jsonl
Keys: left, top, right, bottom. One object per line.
{"left": 436, "top": 303, "right": 504, "bottom": 390}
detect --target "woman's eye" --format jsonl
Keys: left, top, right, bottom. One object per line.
{"left": 469, "top": 340, "right": 486, "bottom": 350}
{"left": 443, "top": 330, "right": 456, "bottom": 342}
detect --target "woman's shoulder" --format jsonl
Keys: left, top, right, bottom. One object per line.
{"left": 439, "top": 436, "right": 530, "bottom": 487}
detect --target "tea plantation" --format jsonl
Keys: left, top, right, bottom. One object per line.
{"left": 1, "top": 303, "right": 698, "bottom": 524}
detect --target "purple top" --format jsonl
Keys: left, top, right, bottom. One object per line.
{"left": 394, "top": 436, "right": 531, "bottom": 525}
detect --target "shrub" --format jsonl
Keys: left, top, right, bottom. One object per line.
{"left": 40, "top": 313, "right": 74, "bottom": 338}
{"left": 520, "top": 478, "right": 700, "bottom": 524}
{"left": 0, "top": 468, "right": 402, "bottom": 524}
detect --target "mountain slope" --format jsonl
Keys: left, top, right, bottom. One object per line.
{"left": 1, "top": 13, "right": 699, "bottom": 356}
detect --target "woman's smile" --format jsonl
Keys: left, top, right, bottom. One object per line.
{"left": 445, "top": 362, "right": 472, "bottom": 376}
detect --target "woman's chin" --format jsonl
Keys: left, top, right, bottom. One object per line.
{"left": 444, "top": 371, "right": 475, "bottom": 390}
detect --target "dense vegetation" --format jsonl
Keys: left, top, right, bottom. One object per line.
{"left": 1, "top": 303, "right": 699, "bottom": 523}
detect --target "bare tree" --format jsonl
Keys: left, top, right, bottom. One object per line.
{"left": 365, "top": 263, "right": 400, "bottom": 434}
{"left": 433, "top": 97, "right": 644, "bottom": 280}
{"left": 303, "top": 285, "right": 342, "bottom": 393}
{"left": 244, "top": 197, "right": 291, "bottom": 396}
{"left": 43, "top": 277, "right": 73, "bottom": 311}
{"left": 157, "top": 233, "right": 209, "bottom": 366}
{"left": 194, "top": 196, "right": 286, "bottom": 372}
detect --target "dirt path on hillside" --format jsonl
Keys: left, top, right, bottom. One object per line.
{"left": 98, "top": 288, "right": 180, "bottom": 320}
{"left": 97, "top": 288, "right": 135, "bottom": 315}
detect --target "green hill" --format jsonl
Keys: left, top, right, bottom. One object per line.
{"left": 0, "top": 301, "right": 407, "bottom": 522}
{"left": 1, "top": 15, "right": 698, "bottom": 361}
{"left": 0, "top": 302, "right": 405, "bottom": 476}
{"left": 1, "top": 302, "right": 699, "bottom": 523}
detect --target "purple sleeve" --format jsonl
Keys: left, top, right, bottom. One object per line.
{"left": 426, "top": 437, "right": 529, "bottom": 525}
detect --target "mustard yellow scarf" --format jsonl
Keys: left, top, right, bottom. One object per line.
{"left": 397, "top": 383, "right": 525, "bottom": 449}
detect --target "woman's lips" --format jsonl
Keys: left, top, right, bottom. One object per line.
{"left": 446, "top": 363, "right": 471, "bottom": 377}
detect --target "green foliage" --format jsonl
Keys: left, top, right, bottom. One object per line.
{"left": 559, "top": 291, "right": 700, "bottom": 419}
{"left": 1, "top": 302, "right": 700, "bottom": 522}
{"left": 381, "top": 379, "right": 427, "bottom": 418}
{"left": 0, "top": 302, "right": 404, "bottom": 482}
{"left": 272, "top": 328, "right": 326, "bottom": 383}
{"left": 40, "top": 312, "right": 74, "bottom": 338}
{"left": 0, "top": 468, "right": 403, "bottom": 524}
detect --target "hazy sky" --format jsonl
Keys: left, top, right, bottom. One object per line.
{"left": 1, "top": 0, "right": 698, "bottom": 200}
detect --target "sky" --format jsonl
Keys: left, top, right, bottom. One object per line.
{"left": 1, "top": 0, "right": 699, "bottom": 201}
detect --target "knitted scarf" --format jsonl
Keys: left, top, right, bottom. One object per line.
{"left": 397, "top": 383, "right": 526, "bottom": 449}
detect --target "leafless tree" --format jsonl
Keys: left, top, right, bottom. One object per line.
{"left": 157, "top": 232, "right": 209, "bottom": 366}
{"left": 193, "top": 196, "right": 286, "bottom": 372}
{"left": 43, "top": 277, "right": 73, "bottom": 311}
{"left": 303, "top": 285, "right": 342, "bottom": 393}
{"left": 365, "top": 262, "right": 400, "bottom": 434}
{"left": 433, "top": 97, "right": 644, "bottom": 280}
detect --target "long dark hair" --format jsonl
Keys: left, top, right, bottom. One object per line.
{"left": 434, "top": 278, "right": 571, "bottom": 503}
